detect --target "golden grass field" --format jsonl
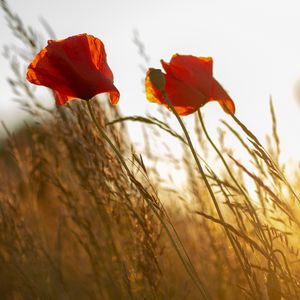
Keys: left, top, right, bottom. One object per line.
{"left": 1, "top": 1, "right": 300, "bottom": 299}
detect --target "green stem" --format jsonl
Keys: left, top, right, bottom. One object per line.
{"left": 197, "top": 110, "right": 247, "bottom": 197}
{"left": 160, "top": 92, "right": 260, "bottom": 299}
{"left": 198, "top": 110, "right": 266, "bottom": 235}
{"left": 86, "top": 100, "right": 210, "bottom": 300}
{"left": 197, "top": 109, "right": 261, "bottom": 298}
{"left": 87, "top": 101, "right": 131, "bottom": 175}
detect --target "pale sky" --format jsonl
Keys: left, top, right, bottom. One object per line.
{"left": 1, "top": 0, "right": 300, "bottom": 165}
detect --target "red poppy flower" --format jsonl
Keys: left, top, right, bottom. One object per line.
{"left": 145, "top": 54, "right": 235, "bottom": 116}
{"left": 26, "top": 33, "right": 119, "bottom": 105}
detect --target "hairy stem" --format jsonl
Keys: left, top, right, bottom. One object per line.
{"left": 86, "top": 100, "right": 210, "bottom": 300}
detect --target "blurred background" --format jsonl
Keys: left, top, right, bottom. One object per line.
{"left": 1, "top": 0, "right": 300, "bottom": 161}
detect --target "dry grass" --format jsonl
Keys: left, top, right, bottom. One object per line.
{"left": 1, "top": 1, "right": 300, "bottom": 299}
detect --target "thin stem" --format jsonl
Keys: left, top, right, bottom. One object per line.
{"left": 87, "top": 101, "right": 131, "bottom": 175}
{"left": 197, "top": 109, "right": 263, "bottom": 298}
{"left": 86, "top": 100, "right": 210, "bottom": 300}
{"left": 225, "top": 111, "right": 299, "bottom": 297}
{"left": 160, "top": 92, "right": 259, "bottom": 299}
{"left": 198, "top": 110, "right": 264, "bottom": 233}
{"left": 198, "top": 110, "right": 247, "bottom": 196}
{"left": 230, "top": 113, "right": 300, "bottom": 205}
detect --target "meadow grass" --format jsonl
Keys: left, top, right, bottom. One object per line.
{"left": 1, "top": 1, "right": 300, "bottom": 299}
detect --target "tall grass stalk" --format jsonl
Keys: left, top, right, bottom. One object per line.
{"left": 230, "top": 113, "right": 300, "bottom": 205}
{"left": 198, "top": 107, "right": 300, "bottom": 298}
{"left": 86, "top": 100, "right": 210, "bottom": 300}
{"left": 197, "top": 109, "right": 262, "bottom": 294}
{"left": 155, "top": 87, "right": 259, "bottom": 298}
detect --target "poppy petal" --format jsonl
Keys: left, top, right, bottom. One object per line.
{"left": 146, "top": 54, "right": 235, "bottom": 116}
{"left": 108, "top": 89, "right": 120, "bottom": 105}
{"left": 170, "top": 105, "right": 199, "bottom": 116}
{"left": 210, "top": 79, "right": 235, "bottom": 114}
{"left": 27, "top": 47, "right": 75, "bottom": 97}
{"left": 54, "top": 89, "right": 119, "bottom": 106}
{"left": 85, "top": 35, "right": 114, "bottom": 81}
{"left": 53, "top": 91, "right": 77, "bottom": 106}
{"left": 27, "top": 34, "right": 119, "bottom": 104}
{"left": 162, "top": 54, "right": 213, "bottom": 98}
{"left": 146, "top": 68, "right": 204, "bottom": 115}
{"left": 165, "top": 73, "right": 207, "bottom": 110}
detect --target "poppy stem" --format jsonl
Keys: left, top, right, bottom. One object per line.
{"left": 161, "top": 92, "right": 261, "bottom": 299}
{"left": 86, "top": 100, "right": 210, "bottom": 300}
{"left": 197, "top": 109, "right": 261, "bottom": 298}
{"left": 86, "top": 100, "right": 131, "bottom": 176}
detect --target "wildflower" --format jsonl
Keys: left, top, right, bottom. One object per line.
{"left": 145, "top": 54, "right": 235, "bottom": 115}
{"left": 27, "top": 33, "right": 119, "bottom": 105}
